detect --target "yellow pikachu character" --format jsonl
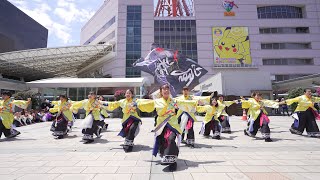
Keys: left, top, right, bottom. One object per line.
{"left": 214, "top": 27, "right": 251, "bottom": 64}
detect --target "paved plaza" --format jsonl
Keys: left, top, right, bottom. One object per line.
{"left": 1, "top": 116, "right": 320, "bottom": 180}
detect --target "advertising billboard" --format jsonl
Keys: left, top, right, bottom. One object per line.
{"left": 212, "top": 27, "right": 251, "bottom": 65}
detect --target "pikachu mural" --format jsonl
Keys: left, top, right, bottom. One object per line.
{"left": 213, "top": 27, "right": 252, "bottom": 65}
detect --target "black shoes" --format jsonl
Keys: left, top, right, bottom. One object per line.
{"left": 265, "top": 138, "right": 273, "bottom": 142}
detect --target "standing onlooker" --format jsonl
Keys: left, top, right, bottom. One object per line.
{"left": 280, "top": 98, "right": 290, "bottom": 116}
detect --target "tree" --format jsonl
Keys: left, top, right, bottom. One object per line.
{"left": 13, "top": 90, "right": 41, "bottom": 109}
{"left": 287, "top": 87, "right": 304, "bottom": 111}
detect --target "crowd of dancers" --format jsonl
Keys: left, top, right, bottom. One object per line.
{"left": 1, "top": 86, "right": 320, "bottom": 171}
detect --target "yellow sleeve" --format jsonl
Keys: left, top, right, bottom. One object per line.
{"left": 71, "top": 100, "right": 84, "bottom": 111}
{"left": 262, "top": 100, "right": 279, "bottom": 108}
{"left": 49, "top": 107, "right": 59, "bottom": 113}
{"left": 105, "top": 101, "right": 120, "bottom": 111}
{"left": 176, "top": 99, "right": 197, "bottom": 112}
{"left": 51, "top": 101, "right": 59, "bottom": 105}
{"left": 312, "top": 97, "right": 320, "bottom": 103}
{"left": 285, "top": 97, "right": 300, "bottom": 106}
{"left": 193, "top": 96, "right": 210, "bottom": 105}
{"left": 241, "top": 100, "right": 251, "bottom": 109}
{"left": 137, "top": 99, "right": 155, "bottom": 113}
{"left": 12, "top": 100, "right": 30, "bottom": 109}
{"left": 196, "top": 105, "right": 208, "bottom": 113}
{"left": 224, "top": 101, "right": 235, "bottom": 107}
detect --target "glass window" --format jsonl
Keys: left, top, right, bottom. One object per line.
{"left": 261, "top": 43, "right": 310, "bottom": 49}
{"left": 258, "top": 6, "right": 303, "bottom": 19}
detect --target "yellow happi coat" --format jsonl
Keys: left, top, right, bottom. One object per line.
{"left": 49, "top": 100, "right": 73, "bottom": 121}
{"left": 150, "top": 98, "right": 198, "bottom": 134}
{"left": 105, "top": 98, "right": 154, "bottom": 123}
{"left": 241, "top": 98, "right": 279, "bottom": 120}
{"left": 285, "top": 95, "right": 320, "bottom": 112}
{"left": 0, "top": 99, "right": 30, "bottom": 129}
{"left": 217, "top": 100, "right": 235, "bottom": 117}
{"left": 196, "top": 105, "right": 218, "bottom": 124}
{"left": 175, "top": 95, "right": 210, "bottom": 122}
{"left": 71, "top": 99, "right": 107, "bottom": 120}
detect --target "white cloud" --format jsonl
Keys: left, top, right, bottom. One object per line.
{"left": 54, "top": 0, "right": 95, "bottom": 23}
{"left": 9, "top": 0, "right": 73, "bottom": 45}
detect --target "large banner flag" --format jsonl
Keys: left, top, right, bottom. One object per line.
{"left": 133, "top": 46, "right": 208, "bottom": 97}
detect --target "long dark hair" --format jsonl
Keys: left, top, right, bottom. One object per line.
{"left": 159, "top": 84, "right": 170, "bottom": 97}
{"left": 210, "top": 97, "right": 218, "bottom": 107}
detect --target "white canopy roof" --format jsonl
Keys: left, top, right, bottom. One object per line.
{"left": 26, "top": 78, "right": 149, "bottom": 88}
{"left": 0, "top": 45, "right": 114, "bottom": 81}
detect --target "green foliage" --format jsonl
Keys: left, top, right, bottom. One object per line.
{"left": 13, "top": 90, "right": 40, "bottom": 109}
{"left": 287, "top": 87, "right": 304, "bottom": 111}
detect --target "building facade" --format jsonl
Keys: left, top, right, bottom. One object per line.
{"left": 80, "top": 0, "right": 320, "bottom": 86}
{"left": 0, "top": 0, "right": 48, "bottom": 53}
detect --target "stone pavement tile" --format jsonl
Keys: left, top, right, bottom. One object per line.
{"left": 0, "top": 167, "right": 19, "bottom": 174}
{"left": 268, "top": 166, "right": 308, "bottom": 172}
{"left": 81, "top": 167, "right": 118, "bottom": 174}
{"left": 300, "top": 160, "right": 320, "bottom": 165}
{"left": 55, "top": 174, "right": 96, "bottom": 180}
{"left": 45, "top": 161, "right": 80, "bottom": 167}
{"left": 93, "top": 174, "right": 132, "bottom": 180}
{"left": 244, "top": 173, "right": 289, "bottom": 180}
{"left": 237, "top": 166, "right": 275, "bottom": 173}
{"left": 275, "top": 155, "right": 307, "bottom": 160}
{"left": 150, "top": 173, "right": 174, "bottom": 180}
{"left": 13, "top": 161, "right": 49, "bottom": 167}
{"left": 281, "top": 173, "right": 309, "bottom": 180}
{"left": 224, "top": 156, "right": 252, "bottom": 160}
{"left": 271, "top": 160, "right": 307, "bottom": 166}
{"left": 117, "top": 166, "right": 151, "bottom": 174}
{"left": 48, "top": 167, "right": 86, "bottom": 174}
{"left": 0, "top": 154, "right": 16, "bottom": 158}
{"left": 299, "top": 166, "right": 320, "bottom": 172}
{"left": 136, "top": 160, "right": 151, "bottom": 166}
{"left": 106, "top": 160, "right": 137, "bottom": 166}
{"left": 299, "top": 173, "right": 320, "bottom": 180}
{"left": 0, "top": 174, "right": 24, "bottom": 180}
{"left": 177, "top": 166, "right": 207, "bottom": 173}
{"left": 242, "top": 160, "right": 276, "bottom": 166}
{"left": 226, "top": 173, "right": 250, "bottom": 180}
{"left": 173, "top": 173, "right": 193, "bottom": 180}
{"left": 248, "top": 155, "right": 279, "bottom": 160}
{"left": 191, "top": 173, "right": 231, "bottom": 180}
{"left": 16, "top": 174, "right": 60, "bottom": 180}
{"left": 75, "top": 161, "right": 108, "bottom": 166}
{"left": 0, "top": 161, "right": 18, "bottom": 167}
{"left": 203, "top": 166, "right": 240, "bottom": 173}
{"left": 13, "top": 156, "right": 44, "bottom": 162}
{"left": 98, "top": 156, "right": 126, "bottom": 161}
{"left": 196, "top": 155, "right": 226, "bottom": 161}
{"left": 150, "top": 163, "right": 168, "bottom": 173}
{"left": 131, "top": 173, "right": 150, "bottom": 180}
{"left": 15, "top": 167, "right": 54, "bottom": 174}
{"left": 41, "top": 156, "right": 72, "bottom": 161}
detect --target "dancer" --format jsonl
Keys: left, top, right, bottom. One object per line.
{"left": 152, "top": 84, "right": 197, "bottom": 171}
{"left": 242, "top": 92, "right": 279, "bottom": 142}
{"left": 176, "top": 86, "right": 210, "bottom": 147}
{"left": 98, "top": 95, "right": 109, "bottom": 131}
{"left": 217, "top": 94, "right": 236, "bottom": 133}
{"left": 0, "top": 91, "right": 31, "bottom": 139}
{"left": 197, "top": 97, "right": 222, "bottom": 139}
{"left": 71, "top": 91, "right": 108, "bottom": 143}
{"left": 49, "top": 95, "right": 73, "bottom": 139}
{"left": 281, "top": 88, "right": 320, "bottom": 137}
{"left": 105, "top": 89, "right": 154, "bottom": 152}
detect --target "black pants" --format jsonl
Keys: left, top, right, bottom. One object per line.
{"left": 157, "top": 126, "right": 179, "bottom": 161}
{"left": 219, "top": 116, "right": 231, "bottom": 133}
{"left": 203, "top": 120, "right": 221, "bottom": 137}
{"left": 123, "top": 120, "right": 139, "bottom": 151}
{"left": 51, "top": 117, "right": 68, "bottom": 137}
{"left": 246, "top": 113, "right": 270, "bottom": 139}
{"left": 82, "top": 120, "right": 99, "bottom": 140}
{"left": 290, "top": 109, "right": 320, "bottom": 136}
{"left": 0, "top": 121, "right": 11, "bottom": 138}
{"left": 282, "top": 108, "right": 290, "bottom": 116}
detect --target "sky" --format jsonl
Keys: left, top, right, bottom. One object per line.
{"left": 8, "top": 0, "right": 104, "bottom": 47}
